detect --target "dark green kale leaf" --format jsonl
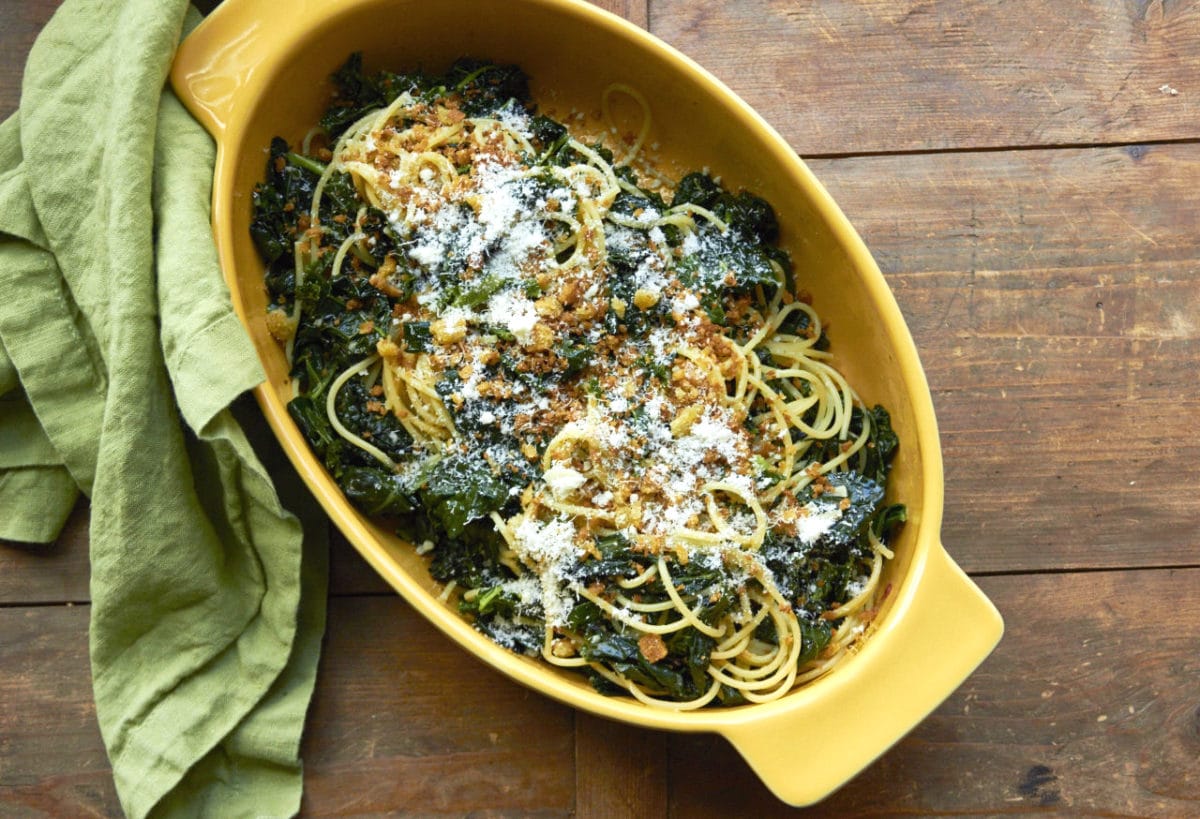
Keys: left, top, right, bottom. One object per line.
{"left": 448, "top": 58, "right": 531, "bottom": 117}
{"left": 610, "top": 187, "right": 669, "bottom": 222}
{"left": 713, "top": 190, "right": 779, "bottom": 243}
{"left": 861, "top": 405, "right": 900, "bottom": 485}
{"left": 422, "top": 516, "right": 511, "bottom": 589}
{"left": 817, "top": 472, "right": 885, "bottom": 549}
{"left": 797, "top": 619, "right": 833, "bottom": 665}
{"left": 333, "top": 378, "right": 413, "bottom": 464}
{"left": 287, "top": 395, "right": 342, "bottom": 466}
{"left": 672, "top": 171, "right": 722, "bottom": 210}
{"left": 340, "top": 466, "right": 417, "bottom": 516}
{"left": 554, "top": 336, "right": 594, "bottom": 378}
{"left": 320, "top": 53, "right": 423, "bottom": 139}
{"left": 251, "top": 137, "right": 317, "bottom": 264}
{"left": 675, "top": 225, "right": 782, "bottom": 299}
{"left": 417, "top": 453, "right": 511, "bottom": 538}
{"left": 579, "top": 631, "right": 695, "bottom": 700}
{"left": 529, "top": 114, "right": 568, "bottom": 157}
{"left": 873, "top": 503, "right": 908, "bottom": 538}
{"left": 562, "top": 532, "right": 638, "bottom": 585}
{"left": 402, "top": 320, "right": 432, "bottom": 353}
{"left": 673, "top": 172, "right": 780, "bottom": 244}
{"left": 451, "top": 273, "right": 507, "bottom": 308}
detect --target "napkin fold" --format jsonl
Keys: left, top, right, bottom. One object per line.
{"left": 0, "top": 1, "right": 327, "bottom": 816}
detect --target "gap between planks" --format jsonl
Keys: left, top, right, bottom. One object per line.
{"left": 803, "top": 135, "right": 1200, "bottom": 161}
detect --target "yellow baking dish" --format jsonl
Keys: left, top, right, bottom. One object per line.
{"left": 171, "top": 0, "right": 1003, "bottom": 805}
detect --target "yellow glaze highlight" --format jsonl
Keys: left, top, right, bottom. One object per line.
{"left": 171, "top": 0, "right": 1003, "bottom": 805}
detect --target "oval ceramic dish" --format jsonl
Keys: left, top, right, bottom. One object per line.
{"left": 171, "top": 0, "right": 1003, "bottom": 805}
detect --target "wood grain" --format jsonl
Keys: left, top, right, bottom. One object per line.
{"left": 588, "top": 0, "right": 649, "bottom": 29}
{"left": 299, "top": 598, "right": 576, "bottom": 816}
{"left": 0, "top": 606, "right": 121, "bottom": 818}
{"left": 0, "top": 0, "right": 60, "bottom": 122}
{"left": 651, "top": 0, "right": 1200, "bottom": 155}
{"left": 574, "top": 714, "right": 669, "bottom": 819}
{"left": 0, "top": 500, "right": 90, "bottom": 605}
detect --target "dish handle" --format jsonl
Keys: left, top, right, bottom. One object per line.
{"left": 171, "top": 0, "right": 322, "bottom": 137}
{"left": 719, "top": 543, "right": 1003, "bottom": 806}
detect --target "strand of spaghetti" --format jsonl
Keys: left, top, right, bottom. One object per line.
{"left": 602, "top": 83, "right": 652, "bottom": 166}
{"left": 325, "top": 354, "right": 396, "bottom": 469}
{"left": 565, "top": 138, "right": 620, "bottom": 208}
{"left": 423, "top": 121, "right": 466, "bottom": 151}
{"left": 300, "top": 126, "right": 325, "bottom": 156}
{"left": 380, "top": 357, "right": 455, "bottom": 443}
{"left": 539, "top": 408, "right": 600, "bottom": 471}
{"left": 395, "top": 355, "right": 456, "bottom": 427}
{"left": 725, "top": 339, "right": 752, "bottom": 404}
{"left": 576, "top": 583, "right": 703, "bottom": 636}
{"left": 589, "top": 662, "right": 724, "bottom": 710}
{"left": 815, "top": 410, "right": 871, "bottom": 476}
{"left": 574, "top": 196, "right": 609, "bottom": 266}
{"left": 542, "top": 210, "right": 588, "bottom": 269}
{"left": 380, "top": 364, "right": 441, "bottom": 445}
{"left": 402, "top": 373, "right": 455, "bottom": 434}
{"left": 713, "top": 602, "right": 792, "bottom": 682}
{"left": 310, "top": 106, "right": 386, "bottom": 228}
{"left": 540, "top": 496, "right": 618, "bottom": 523}
{"left": 709, "top": 605, "right": 771, "bottom": 660}
{"left": 676, "top": 346, "right": 730, "bottom": 396}
{"left": 700, "top": 481, "right": 769, "bottom": 549}
{"left": 792, "top": 650, "right": 846, "bottom": 687}
{"left": 541, "top": 628, "right": 590, "bottom": 667}
{"left": 870, "top": 524, "right": 895, "bottom": 560}
{"left": 616, "top": 563, "right": 658, "bottom": 589}
{"left": 711, "top": 612, "right": 801, "bottom": 696}
{"left": 655, "top": 557, "right": 728, "bottom": 638}
{"left": 408, "top": 150, "right": 459, "bottom": 181}
{"left": 467, "top": 117, "right": 536, "bottom": 155}
{"left": 329, "top": 231, "right": 366, "bottom": 280}
{"left": 822, "top": 554, "right": 884, "bottom": 622}
{"left": 666, "top": 202, "right": 729, "bottom": 232}
{"left": 436, "top": 579, "right": 457, "bottom": 602}
{"left": 614, "top": 594, "right": 677, "bottom": 614}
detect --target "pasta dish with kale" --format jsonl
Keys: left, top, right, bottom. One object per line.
{"left": 251, "top": 56, "right": 905, "bottom": 709}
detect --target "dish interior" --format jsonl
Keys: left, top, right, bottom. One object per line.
{"left": 213, "top": 0, "right": 933, "bottom": 722}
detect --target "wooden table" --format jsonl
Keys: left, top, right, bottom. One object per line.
{"left": 3, "top": 1, "right": 1198, "bottom": 815}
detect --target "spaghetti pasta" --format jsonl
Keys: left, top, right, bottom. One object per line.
{"left": 252, "top": 56, "right": 906, "bottom": 708}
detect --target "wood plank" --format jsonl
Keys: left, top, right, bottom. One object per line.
{"left": 0, "top": 597, "right": 578, "bottom": 817}
{"left": 574, "top": 714, "right": 669, "bottom": 819}
{"left": 667, "top": 567, "right": 1200, "bottom": 817}
{"left": 589, "top": 0, "right": 648, "bottom": 29}
{"left": 0, "top": 500, "right": 90, "bottom": 604}
{"left": 0, "top": 0, "right": 60, "bottom": 122}
{"left": 0, "top": 606, "right": 121, "bottom": 818}
{"left": 651, "top": 0, "right": 1200, "bottom": 155}
{"left": 299, "top": 596, "right": 577, "bottom": 816}
{"left": 807, "top": 143, "right": 1200, "bottom": 573}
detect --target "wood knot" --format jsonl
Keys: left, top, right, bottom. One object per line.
{"left": 1016, "top": 764, "right": 1060, "bottom": 806}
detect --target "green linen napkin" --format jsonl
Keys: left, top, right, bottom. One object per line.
{"left": 0, "top": 1, "right": 328, "bottom": 816}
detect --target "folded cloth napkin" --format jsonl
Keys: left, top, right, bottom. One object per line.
{"left": 0, "top": 1, "right": 327, "bottom": 816}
